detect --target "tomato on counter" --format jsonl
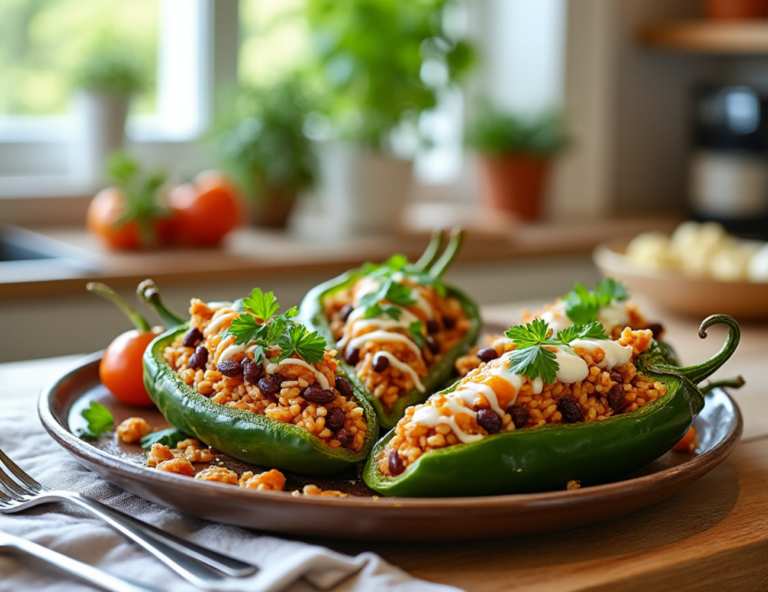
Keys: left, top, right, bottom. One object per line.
{"left": 169, "top": 171, "right": 242, "bottom": 247}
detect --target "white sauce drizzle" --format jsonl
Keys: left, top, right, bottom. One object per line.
{"left": 373, "top": 351, "right": 426, "bottom": 393}
{"left": 204, "top": 311, "right": 238, "bottom": 337}
{"left": 277, "top": 358, "right": 331, "bottom": 390}
{"left": 570, "top": 339, "right": 632, "bottom": 369}
{"left": 219, "top": 343, "right": 247, "bottom": 362}
{"left": 347, "top": 330, "right": 423, "bottom": 358}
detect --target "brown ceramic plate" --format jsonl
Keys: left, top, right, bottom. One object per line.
{"left": 594, "top": 238, "right": 768, "bottom": 319}
{"left": 39, "top": 352, "right": 742, "bottom": 542}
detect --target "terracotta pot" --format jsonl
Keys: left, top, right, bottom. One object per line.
{"left": 478, "top": 154, "right": 551, "bottom": 221}
{"left": 250, "top": 186, "right": 297, "bottom": 228}
{"left": 703, "top": 0, "right": 768, "bottom": 19}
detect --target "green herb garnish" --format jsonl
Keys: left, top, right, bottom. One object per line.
{"left": 504, "top": 319, "right": 608, "bottom": 383}
{"left": 140, "top": 428, "right": 190, "bottom": 450}
{"left": 227, "top": 288, "right": 326, "bottom": 365}
{"left": 564, "top": 278, "right": 629, "bottom": 325}
{"left": 408, "top": 320, "right": 427, "bottom": 349}
{"left": 361, "top": 254, "right": 448, "bottom": 302}
{"left": 76, "top": 402, "right": 114, "bottom": 441}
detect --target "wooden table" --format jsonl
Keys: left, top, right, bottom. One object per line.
{"left": 4, "top": 302, "right": 767, "bottom": 591}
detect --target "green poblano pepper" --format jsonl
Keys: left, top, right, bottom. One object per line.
{"left": 363, "top": 315, "right": 742, "bottom": 497}
{"left": 298, "top": 231, "right": 482, "bottom": 430}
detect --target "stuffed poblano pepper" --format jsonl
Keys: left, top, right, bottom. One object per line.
{"left": 138, "top": 280, "right": 378, "bottom": 476}
{"left": 364, "top": 314, "right": 742, "bottom": 497}
{"left": 299, "top": 230, "right": 482, "bottom": 430}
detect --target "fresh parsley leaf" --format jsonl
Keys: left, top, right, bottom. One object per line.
{"left": 228, "top": 313, "right": 264, "bottom": 345}
{"left": 563, "top": 279, "right": 629, "bottom": 324}
{"left": 277, "top": 325, "right": 327, "bottom": 365}
{"left": 505, "top": 318, "right": 552, "bottom": 347}
{"left": 363, "top": 303, "right": 402, "bottom": 320}
{"left": 595, "top": 278, "right": 628, "bottom": 303}
{"left": 507, "top": 344, "right": 559, "bottom": 384}
{"left": 358, "top": 278, "right": 416, "bottom": 319}
{"left": 76, "top": 402, "right": 114, "bottom": 441}
{"left": 283, "top": 306, "right": 299, "bottom": 318}
{"left": 557, "top": 321, "right": 608, "bottom": 344}
{"left": 242, "top": 288, "right": 279, "bottom": 322}
{"left": 408, "top": 320, "right": 427, "bottom": 348}
{"left": 140, "top": 428, "right": 190, "bottom": 450}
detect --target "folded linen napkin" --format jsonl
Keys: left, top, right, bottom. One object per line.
{"left": 0, "top": 356, "right": 463, "bottom": 592}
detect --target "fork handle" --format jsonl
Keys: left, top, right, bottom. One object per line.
{"left": 45, "top": 491, "right": 256, "bottom": 585}
{"left": 4, "top": 532, "right": 161, "bottom": 592}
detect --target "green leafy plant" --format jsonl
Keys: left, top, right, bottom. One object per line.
{"left": 466, "top": 107, "right": 568, "bottom": 157}
{"left": 564, "top": 278, "right": 629, "bottom": 325}
{"left": 208, "top": 79, "right": 318, "bottom": 202}
{"left": 305, "top": 0, "right": 474, "bottom": 150}
{"left": 72, "top": 43, "right": 147, "bottom": 94}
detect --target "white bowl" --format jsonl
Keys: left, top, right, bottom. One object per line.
{"left": 594, "top": 239, "right": 768, "bottom": 320}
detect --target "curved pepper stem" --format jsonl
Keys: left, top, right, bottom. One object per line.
{"left": 414, "top": 229, "right": 446, "bottom": 272}
{"left": 700, "top": 375, "right": 745, "bottom": 395}
{"left": 136, "top": 279, "right": 187, "bottom": 328}
{"left": 87, "top": 282, "right": 151, "bottom": 333}
{"left": 676, "top": 315, "right": 741, "bottom": 385}
{"left": 429, "top": 228, "right": 465, "bottom": 278}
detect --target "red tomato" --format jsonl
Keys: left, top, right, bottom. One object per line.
{"left": 169, "top": 171, "right": 242, "bottom": 246}
{"left": 86, "top": 188, "right": 175, "bottom": 250}
{"left": 100, "top": 327, "right": 163, "bottom": 407}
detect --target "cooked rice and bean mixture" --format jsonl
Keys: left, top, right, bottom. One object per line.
{"left": 324, "top": 276, "right": 471, "bottom": 411}
{"left": 163, "top": 298, "right": 369, "bottom": 452}
{"left": 380, "top": 327, "right": 666, "bottom": 477}
{"left": 144, "top": 438, "right": 346, "bottom": 496}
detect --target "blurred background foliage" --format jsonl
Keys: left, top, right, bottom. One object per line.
{"left": 0, "top": 0, "right": 157, "bottom": 116}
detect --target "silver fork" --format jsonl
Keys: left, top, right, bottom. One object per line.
{"left": 0, "top": 529, "right": 162, "bottom": 592}
{"left": 0, "top": 447, "right": 258, "bottom": 589}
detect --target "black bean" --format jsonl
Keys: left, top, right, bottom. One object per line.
{"left": 336, "top": 428, "right": 354, "bottom": 448}
{"left": 372, "top": 353, "right": 389, "bottom": 372}
{"left": 340, "top": 304, "right": 354, "bottom": 322}
{"left": 647, "top": 323, "right": 664, "bottom": 338}
{"left": 426, "top": 319, "right": 440, "bottom": 334}
{"left": 388, "top": 451, "right": 405, "bottom": 476}
{"left": 508, "top": 405, "right": 529, "bottom": 429}
{"left": 182, "top": 327, "right": 203, "bottom": 348}
{"left": 344, "top": 347, "right": 360, "bottom": 366}
{"left": 243, "top": 358, "right": 263, "bottom": 384}
{"left": 217, "top": 359, "right": 243, "bottom": 378}
{"left": 335, "top": 376, "right": 354, "bottom": 400}
{"left": 610, "top": 370, "right": 622, "bottom": 383}
{"left": 425, "top": 335, "right": 440, "bottom": 355}
{"left": 258, "top": 375, "right": 281, "bottom": 400}
{"left": 477, "top": 409, "right": 502, "bottom": 434}
{"left": 325, "top": 406, "right": 346, "bottom": 432}
{"left": 188, "top": 346, "right": 208, "bottom": 370}
{"left": 557, "top": 397, "right": 584, "bottom": 423}
{"left": 442, "top": 316, "right": 456, "bottom": 330}
{"left": 477, "top": 347, "right": 499, "bottom": 363}
{"left": 302, "top": 385, "right": 336, "bottom": 405}
{"left": 608, "top": 384, "right": 625, "bottom": 411}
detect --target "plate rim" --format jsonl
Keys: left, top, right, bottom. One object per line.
{"left": 38, "top": 351, "right": 744, "bottom": 511}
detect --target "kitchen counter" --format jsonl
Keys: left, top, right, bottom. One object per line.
{"left": 0, "top": 216, "right": 677, "bottom": 300}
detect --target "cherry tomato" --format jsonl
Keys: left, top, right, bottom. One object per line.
{"left": 169, "top": 171, "right": 241, "bottom": 246}
{"left": 100, "top": 327, "right": 162, "bottom": 407}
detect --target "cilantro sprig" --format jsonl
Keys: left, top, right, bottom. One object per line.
{"left": 361, "top": 253, "right": 449, "bottom": 305}
{"left": 358, "top": 277, "right": 416, "bottom": 320}
{"left": 76, "top": 402, "right": 114, "bottom": 441}
{"left": 504, "top": 319, "right": 608, "bottom": 383}
{"left": 140, "top": 427, "right": 190, "bottom": 450}
{"left": 227, "top": 288, "right": 326, "bottom": 365}
{"left": 564, "top": 278, "right": 629, "bottom": 325}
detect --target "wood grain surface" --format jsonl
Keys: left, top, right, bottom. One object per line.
{"left": 3, "top": 299, "right": 766, "bottom": 591}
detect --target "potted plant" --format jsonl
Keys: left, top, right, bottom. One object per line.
{"left": 306, "top": 0, "right": 473, "bottom": 233}
{"left": 70, "top": 43, "right": 147, "bottom": 187}
{"left": 466, "top": 108, "right": 567, "bottom": 221}
{"left": 207, "top": 80, "right": 317, "bottom": 228}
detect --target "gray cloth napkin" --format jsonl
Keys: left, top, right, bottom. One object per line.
{"left": 0, "top": 357, "right": 462, "bottom": 592}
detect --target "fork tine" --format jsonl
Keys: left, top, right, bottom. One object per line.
{"left": 0, "top": 448, "right": 42, "bottom": 493}
{"left": 0, "top": 471, "right": 26, "bottom": 499}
